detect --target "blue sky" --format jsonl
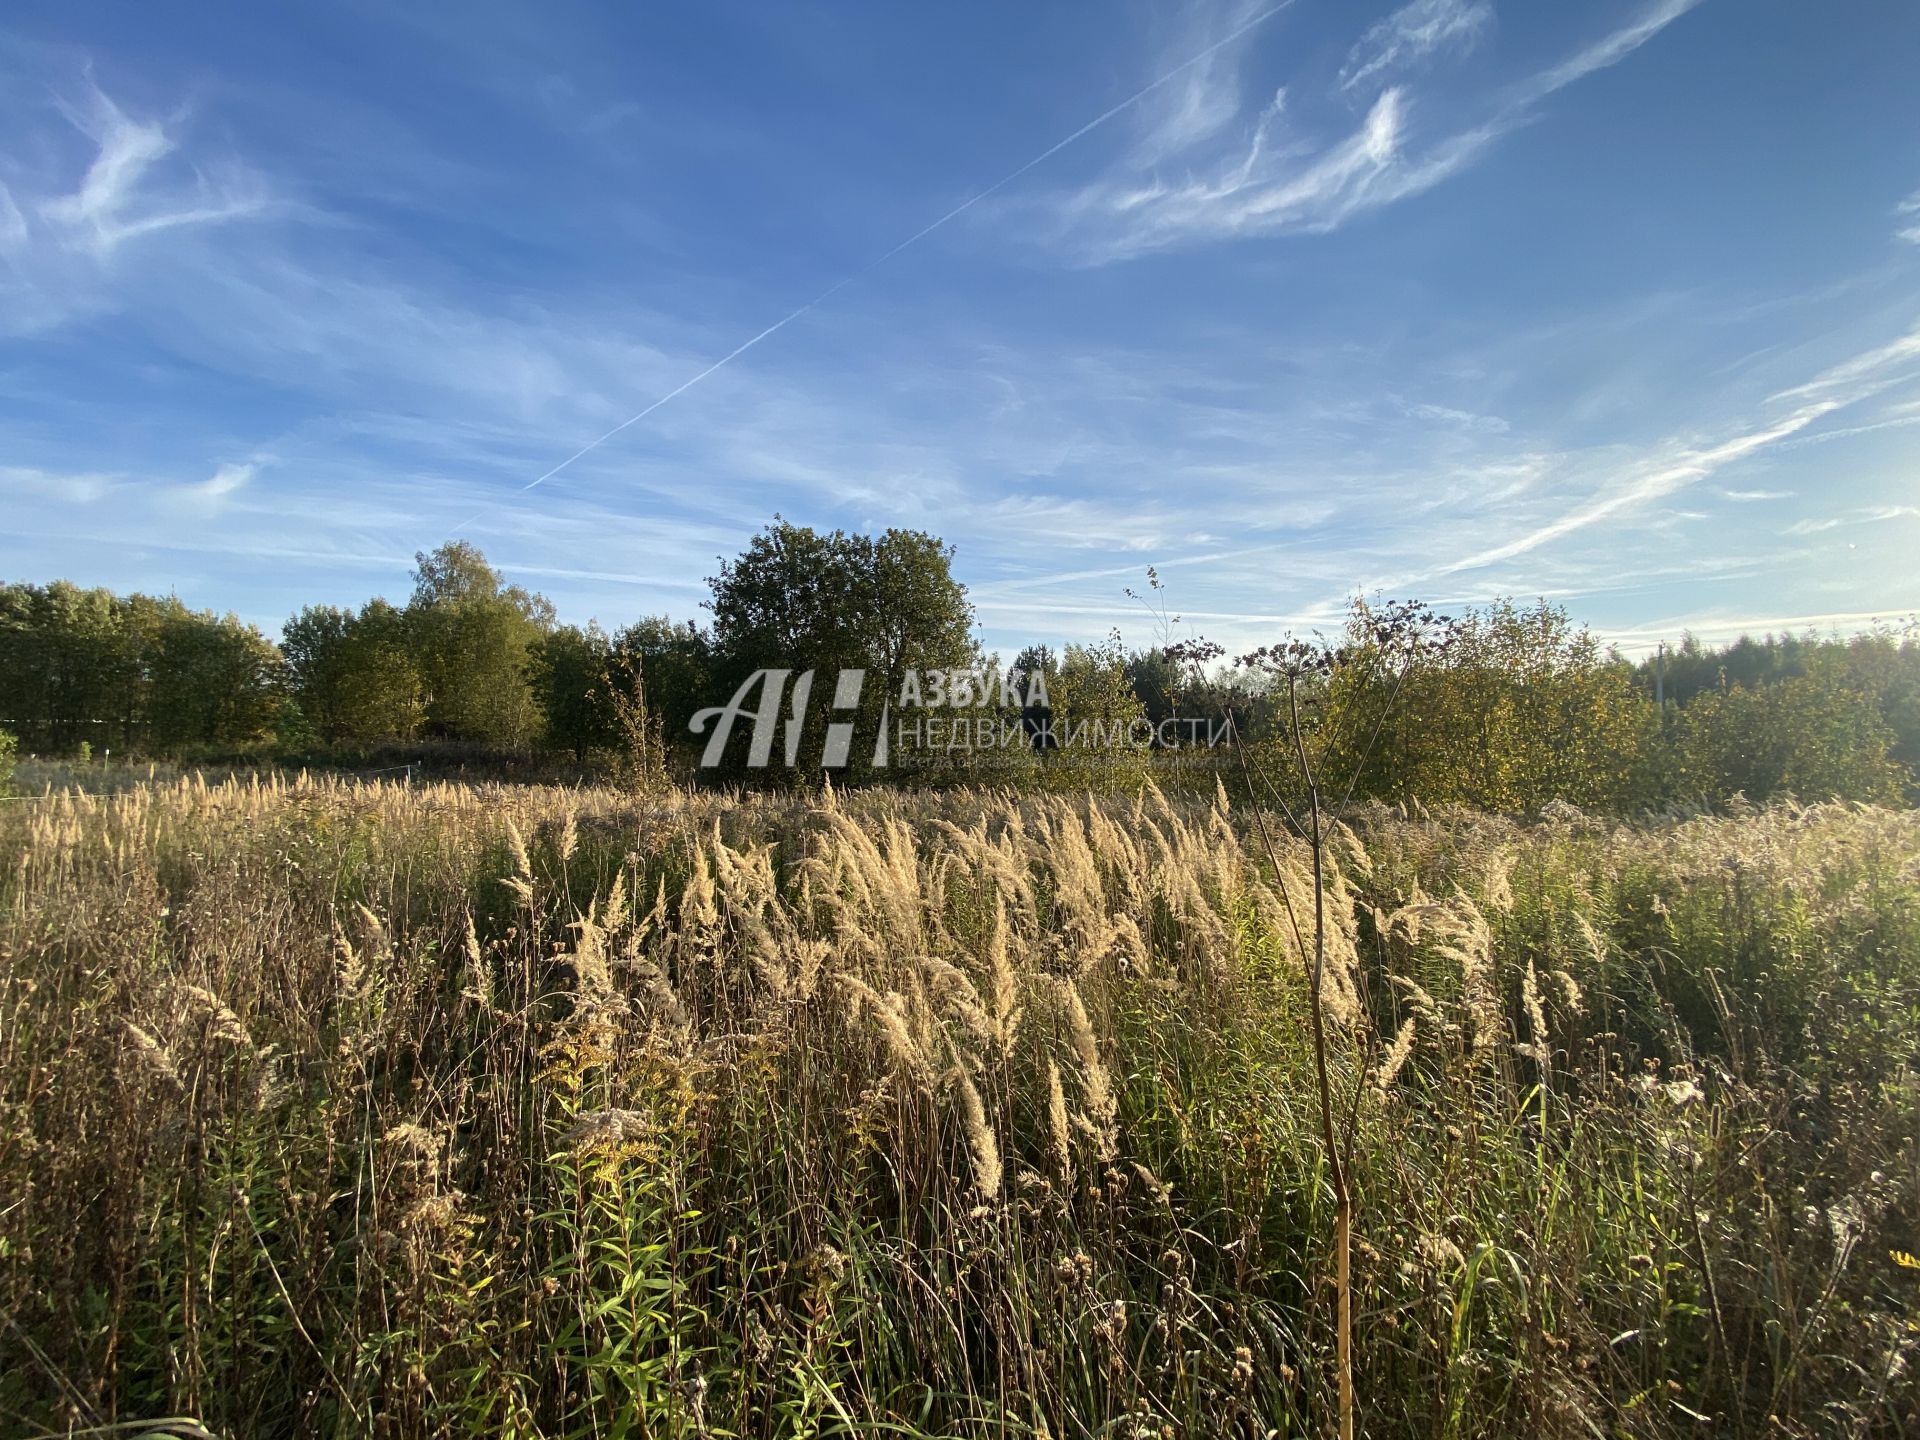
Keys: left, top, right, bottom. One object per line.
{"left": 3, "top": 0, "right": 1918, "bottom": 659}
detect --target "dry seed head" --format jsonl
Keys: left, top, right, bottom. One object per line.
{"left": 1574, "top": 911, "right": 1608, "bottom": 967}
{"left": 401, "top": 1191, "right": 467, "bottom": 1235}
{"left": 1482, "top": 851, "right": 1516, "bottom": 913}
{"left": 174, "top": 982, "right": 251, "bottom": 1048}
{"left": 982, "top": 896, "right": 1023, "bottom": 1057}
{"left": 836, "top": 974, "right": 933, "bottom": 1084}
{"left": 603, "top": 866, "right": 630, "bottom": 933}
{"left": 1331, "top": 821, "right": 1373, "bottom": 880}
{"left": 1521, "top": 959, "right": 1550, "bottom": 1063}
{"left": 382, "top": 1120, "right": 443, "bottom": 1160}
{"left": 567, "top": 903, "right": 614, "bottom": 1000}
{"left": 354, "top": 901, "right": 388, "bottom": 949}
{"left": 460, "top": 912, "right": 498, "bottom": 1014}
{"left": 333, "top": 930, "right": 370, "bottom": 1000}
{"left": 563, "top": 1107, "right": 657, "bottom": 1154}
{"left": 1131, "top": 1161, "right": 1169, "bottom": 1205}
{"left": 1390, "top": 974, "right": 1441, "bottom": 1023}
{"left": 921, "top": 956, "right": 994, "bottom": 1053}
{"left": 952, "top": 1069, "right": 1003, "bottom": 1199}
{"left": 637, "top": 875, "right": 670, "bottom": 948}
{"left": 120, "top": 1020, "right": 182, "bottom": 1092}
{"left": 1045, "top": 1059, "right": 1074, "bottom": 1179}
{"left": 678, "top": 846, "right": 721, "bottom": 950}
{"left": 505, "top": 819, "right": 532, "bottom": 880}
{"left": 1055, "top": 978, "right": 1117, "bottom": 1159}
{"left": 1382, "top": 878, "right": 1440, "bottom": 945}
{"left": 1373, "top": 1017, "right": 1418, "bottom": 1094}
{"left": 1430, "top": 892, "right": 1500, "bottom": 1055}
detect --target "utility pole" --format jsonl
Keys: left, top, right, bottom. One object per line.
{"left": 1655, "top": 641, "right": 1665, "bottom": 707}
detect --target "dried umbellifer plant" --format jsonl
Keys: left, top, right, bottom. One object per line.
{"left": 1176, "top": 598, "right": 1456, "bottom": 1440}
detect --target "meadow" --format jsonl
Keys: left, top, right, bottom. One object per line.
{"left": 1, "top": 775, "right": 1915, "bottom": 1438}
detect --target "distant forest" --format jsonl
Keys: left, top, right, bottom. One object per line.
{"left": 3, "top": 520, "right": 1916, "bottom": 808}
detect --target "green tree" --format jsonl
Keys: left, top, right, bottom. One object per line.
{"left": 0, "top": 581, "right": 143, "bottom": 752}
{"left": 1030, "top": 637, "right": 1150, "bottom": 791}
{"left": 2, "top": 583, "right": 283, "bottom": 754}
{"left": 337, "top": 600, "right": 427, "bottom": 742}
{"left": 704, "top": 520, "right": 976, "bottom": 775}
{"left": 1334, "top": 599, "right": 1648, "bottom": 810}
{"left": 282, "top": 600, "right": 425, "bottom": 744}
{"left": 406, "top": 543, "right": 553, "bottom": 746}
{"left": 866, "top": 528, "right": 978, "bottom": 702}
{"left": 529, "top": 623, "right": 613, "bottom": 763}
{"left": 145, "top": 605, "right": 285, "bottom": 751}
{"left": 605, "top": 617, "right": 714, "bottom": 749}
{"left": 281, "top": 606, "right": 355, "bottom": 739}
{"left": 1667, "top": 658, "right": 1905, "bottom": 803}
{"left": 1833, "top": 625, "right": 1920, "bottom": 788}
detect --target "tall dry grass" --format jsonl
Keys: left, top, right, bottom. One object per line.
{"left": 1, "top": 775, "right": 1915, "bottom": 1437}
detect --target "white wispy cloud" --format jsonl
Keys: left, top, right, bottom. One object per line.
{"left": 1428, "top": 317, "right": 1920, "bottom": 578}
{"left": 1791, "top": 503, "right": 1920, "bottom": 535}
{"left": 1433, "top": 399, "right": 1842, "bottom": 576}
{"left": 1408, "top": 400, "right": 1510, "bottom": 432}
{"left": 178, "top": 460, "right": 263, "bottom": 508}
{"left": 0, "top": 182, "right": 28, "bottom": 250}
{"left": 1507, "top": 0, "right": 1704, "bottom": 108}
{"left": 1769, "top": 317, "right": 1920, "bottom": 403}
{"left": 1, "top": 463, "right": 121, "bottom": 504}
{"left": 1720, "top": 487, "right": 1792, "bottom": 501}
{"left": 1131, "top": 0, "right": 1276, "bottom": 163}
{"left": 1895, "top": 187, "right": 1920, "bottom": 244}
{"left": 1037, "top": 0, "right": 1703, "bottom": 262}
{"left": 38, "top": 80, "right": 271, "bottom": 256}
{"left": 1, "top": 76, "right": 276, "bottom": 334}
{"left": 1045, "top": 86, "right": 1504, "bottom": 261}
{"left": 1339, "top": 0, "right": 1492, "bottom": 94}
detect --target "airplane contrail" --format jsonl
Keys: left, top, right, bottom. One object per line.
{"left": 458, "top": 1, "right": 1294, "bottom": 528}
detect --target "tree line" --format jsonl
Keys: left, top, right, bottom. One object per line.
{"left": 3, "top": 520, "right": 1915, "bottom": 807}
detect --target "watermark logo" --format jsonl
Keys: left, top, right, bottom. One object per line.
{"left": 689, "top": 668, "right": 876, "bottom": 770}
{"left": 690, "top": 666, "right": 1231, "bottom": 770}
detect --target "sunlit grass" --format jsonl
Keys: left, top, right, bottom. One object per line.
{"left": 1, "top": 776, "right": 1915, "bottom": 1437}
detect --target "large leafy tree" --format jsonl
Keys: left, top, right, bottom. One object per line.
{"left": 1, "top": 582, "right": 282, "bottom": 753}
{"left": 338, "top": 600, "right": 426, "bottom": 742}
{"left": 281, "top": 606, "right": 355, "bottom": 739}
{"left": 1328, "top": 599, "right": 1648, "bottom": 810}
{"left": 283, "top": 600, "right": 426, "bottom": 743}
{"left": 145, "top": 605, "right": 285, "bottom": 751}
{"left": 1666, "top": 656, "right": 1905, "bottom": 803}
{"left": 405, "top": 543, "right": 553, "bottom": 746}
{"left": 704, "top": 520, "right": 976, "bottom": 773}
{"left": 605, "top": 616, "right": 714, "bottom": 744}
{"left": 528, "top": 623, "right": 612, "bottom": 763}
{"left": 0, "top": 581, "right": 142, "bottom": 751}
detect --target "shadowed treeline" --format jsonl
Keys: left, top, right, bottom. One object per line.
{"left": 4, "top": 521, "right": 1918, "bottom": 807}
